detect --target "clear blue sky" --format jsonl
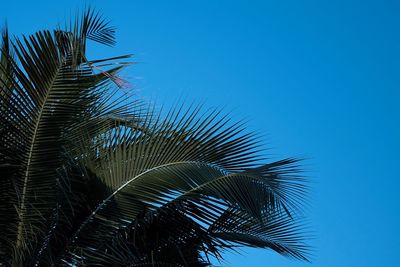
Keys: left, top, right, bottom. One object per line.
{"left": 2, "top": 1, "right": 399, "bottom": 266}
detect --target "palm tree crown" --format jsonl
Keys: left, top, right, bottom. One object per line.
{"left": 0, "top": 8, "right": 309, "bottom": 266}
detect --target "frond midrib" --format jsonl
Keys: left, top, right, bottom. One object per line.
{"left": 16, "top": 55, "right": 67, "bottom": 248}
{"left": 70, "top": 160, "right": 212, "bottom": 243}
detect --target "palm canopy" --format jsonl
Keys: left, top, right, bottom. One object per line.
{"left": 0, "top": 8, "right": 309, "bottom": 266}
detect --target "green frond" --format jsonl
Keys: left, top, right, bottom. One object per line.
{"left": 0, "top": 8, "right": 310, "bottom": 266}
{"left": 0, "top": 9, "right": 134, "bottom": 265}
{"left": 61, "top": 107, "right": 309, "bottom": 264}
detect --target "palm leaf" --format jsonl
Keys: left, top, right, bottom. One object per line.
{"left": 61, "top": 107, "right": 309, "bottom": 264}
{"left": 0, "top": 10, "right": 135, "bottom": 265}
{"left": 0, "top": 26, "right": 13, "bottom": 104}
{"left": 0, "top": 8, "right": 310, "bottom": 266}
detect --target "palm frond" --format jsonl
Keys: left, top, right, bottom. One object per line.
{"left": 0, "top": 11, "right": 135, "bottom": 265}
{"left": 61, "top": 107, "right": 309, "bottom": 264}
{"left": 0, "top": 25, "right": 13, "bottom": 104}
{"left": 0, "top": 8, "right": 310, "bottom": 266}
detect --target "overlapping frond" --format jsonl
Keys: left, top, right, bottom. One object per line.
{"left": 60, "top": 107, "right": 309, "bottom": 265}
{"left": 0, "top": 9, "right": 135, "bottom": 265}
{"left": 0, "top": 26, "right": 13, "bottom": 104}
{"left": 0, "top": 8, "right": 310, "bottom": 267}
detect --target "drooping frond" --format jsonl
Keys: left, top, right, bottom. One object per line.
{"left": 0, "top": 9, "right": 135, "bottom": 265}
{"left": 0, "top": 8, "right": 310, "bottom": 267}
{"left": 60, "top": 107, "right": 309, "bottom": 265}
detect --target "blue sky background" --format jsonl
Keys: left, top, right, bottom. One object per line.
{"left": 2, "top": 1, "right": 399, "bottom": 266}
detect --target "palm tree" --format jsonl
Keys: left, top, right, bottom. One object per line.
{"left": 0, "top": 9, "right": 309, "bottom": 266}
